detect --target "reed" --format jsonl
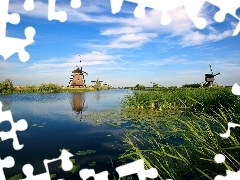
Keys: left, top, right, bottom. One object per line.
{"left": 121, "top": 87, "right": 240, "bottom": 115}
{"left": 118, "top": 87, "right": 240, "bottom": 179}
{"left": 119, "top": 106, "right": 240, "bottom": 179}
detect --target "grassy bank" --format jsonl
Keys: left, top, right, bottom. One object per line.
{"left": 13, "top": 84, "right": 94, "bottom": 93}
{"left": 0, "top": 79, "right": 111, "bottom": 94}
{"left": 121, "top": 87, "right": 240, "bottom": 115}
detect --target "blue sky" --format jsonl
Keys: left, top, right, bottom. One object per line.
{"left": 0, "top": 0, "right": 240, "bottom": 87}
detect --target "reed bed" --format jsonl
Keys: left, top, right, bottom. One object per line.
{"left": 121, "top": 87, "right": 240, "bottom": 115}
{"left": 120, "top": 108, "right": 240, "bottom": 179}
{"left": 119, "top": 87, "right": 240, "bottom": 179}
{"left": 13, "top": 83, "right": 62, "bottom": 93}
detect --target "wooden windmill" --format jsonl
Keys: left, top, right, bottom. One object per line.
{"left": 68, "top": 55, "right": 88, "bottom": 88}
{"left": 204, "top": 64, "right": 220, "bottom": 87}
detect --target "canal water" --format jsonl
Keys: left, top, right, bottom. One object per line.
{"left": 0, "top": 89, "right": 133, "bottom": 179}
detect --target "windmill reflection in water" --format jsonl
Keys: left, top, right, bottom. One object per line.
{"left": 70, "top": 92, "right": 88, "bottom": 120}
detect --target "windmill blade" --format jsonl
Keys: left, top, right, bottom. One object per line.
{"left": 209, "top": 64, "right": 213, "bottom": 74}
{"left": 214, "top": 72, "right": 220, "bottom": 76}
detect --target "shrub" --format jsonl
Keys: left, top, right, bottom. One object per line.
{"left": 0, "top": 79, "right": 14, "bottom": 94}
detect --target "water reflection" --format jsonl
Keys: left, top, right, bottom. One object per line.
{"left": 70, "top": 92, "right": 88, "bottom": 119}
{"left": 95, "top": 91, "right": 101, "bottom": 102}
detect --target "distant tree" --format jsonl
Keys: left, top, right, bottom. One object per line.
{"left": 0, "top": 79, "right": 14, "bottom": 94}
{"left": 134, "top": 84, "right": 145, "bottom": 90}
{"left": 153, "top": 83, "right": 159, "bottom": 89}
{"left": 182, "top": 83, "right": 201, "bottom": 88}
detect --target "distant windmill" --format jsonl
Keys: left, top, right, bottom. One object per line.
{"left": 204, "top": 64, "right": 220, "bottom": 87}
{"left": 91, "top": 76, "right": 103, "bottom": 90}
{"left": 68, "top": 55, "right": 88, "bottom": 88}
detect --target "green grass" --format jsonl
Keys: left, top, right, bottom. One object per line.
{"left": 121, "top": 87, "right": 240, "bottom": 115}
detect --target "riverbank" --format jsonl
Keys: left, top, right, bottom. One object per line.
{"left": 0, "top": 79, "right": 111, "bottom": 94}
{"left": 83, "top": 87, "right": 240, "bottom": 179}
{"left": 13, "top": 85, "right": 95, "bottom": 93}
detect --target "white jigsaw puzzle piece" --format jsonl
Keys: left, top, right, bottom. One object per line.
{"left": 215, "top": 170, "right": 240, "bottom": 180}
{"left": 48, "top": 0, "right": 82, "bottom": 22}
{"left": 21, "top": 149, "right": 74, "bottom": 180}
{"left": 79, "top": 169, "right": 109, "bottom": 180}
{"left": 116, "top": 159, "right": 158, "bottom": 180}
{"left": 232, "top": 83, "right": 240, "bottom": 95}
{"left": 0, "top": 0, "right": 36, "bottom": 62}
{"left": 24, "top": 0, "right": 35, "bottom": 11}
{"left": 0, "top": 156, "right": 15, "bottom": 180}
{"left": 0, "top": 101, "right": 28, "bottom": 150}
{"left": 110, "top": 0, "right": 240, "bottom": 35}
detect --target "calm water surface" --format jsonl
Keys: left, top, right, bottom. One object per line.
{"left": 0, "top": 89, "right": 132, "bottom": 179}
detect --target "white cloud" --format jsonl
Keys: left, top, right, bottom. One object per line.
{"left": 28, "top": 51, "right": 117, "bottom": 71}
{"left": 180, "top": 29, "right": 232, "bottom": 47}
{"left": 100, "top": 27, "right": 142, "bottom": 35}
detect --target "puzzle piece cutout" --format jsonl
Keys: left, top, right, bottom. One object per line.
{"left": 79, "top": 169, "right": 109, "bottom": 180}
{"left": 116, "top": 159, "right": 158, "bottom": 180}
{"left": 215, "top": 170, "right": 240, "bottom": 180}
{"left": 0, "top": 156, "right": 15, "bottom": 180}
{"left": 0, "top": 101, "right": 28, "bottom": 150}
{"left": 0, "top": 0, "right": 36, "bottom": 62}
{"left": 232, "top": 83, "right": 240, "bottom": 95}
{"left": 110, "top": 0, "right": 240, "bottom": 35}
{"left": 219, "top": 122, "right": 240, "bottom": 138}
{"left": 21, "top": 149, "right": 74, "bottom": 180}
{"left": 24, "top": 0, "right": 81, "bottom": 22}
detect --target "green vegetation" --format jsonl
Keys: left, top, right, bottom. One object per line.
{"left": 0, "top": 79, "right": 14, "bottom": 94}
{"left": 122, "top": 87, "right": 239, "bottom": 115}
{"left": 132, "top": 84, "right": 146, "bottom": 90}
{"left": 118, "top": 87, "right": 240, "bottom": 179}
{"left": 181, "top": 83, "right": 202, "bottom": 88}
{"left": 91, "top": 79, "right": 111, "bottom": 91}
{"left": 0, "top": 79, "right": 96, "bottom": 94}
{"left": 13, "top": 83, "right": 62, "bottom": 93}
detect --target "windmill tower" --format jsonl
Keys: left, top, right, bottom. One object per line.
{"left": 204, "top": 64, "right": 220, "bottom": 87}
{"left": 68, "top": 55, "right": 88, "bottom": 88}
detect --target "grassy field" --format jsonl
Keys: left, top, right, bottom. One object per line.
{"left": 0, "top": 79, "right": 111, "bottom": 94}
{"left": 118, "top": 87, "right": 240, "bottom": 179}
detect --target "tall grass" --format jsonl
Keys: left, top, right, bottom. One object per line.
{"left": 119, "top": 107, "right": 240, "bottom": 179}
{"left": 121, "top": 87, "right": 240, "bottom": 115}
{"left": 13, "top": 83, "right": 62, "bottom": 93}
{"left": 118, "top": 87, "right": 240, "bottom": 179}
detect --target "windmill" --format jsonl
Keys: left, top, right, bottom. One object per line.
{"left": 204, "top": 64, "right": 220, "bottom": 87}
{"left": 68, "top": 55, "right": 88, "bottom": 88}
{"left": 91, "top": 76, "right": 103, "bottom": 90}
